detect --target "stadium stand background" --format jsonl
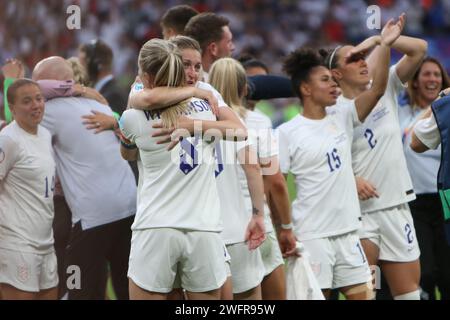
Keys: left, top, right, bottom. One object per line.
{"left": 1, "top": 0, "right": 449, "bottom": 125}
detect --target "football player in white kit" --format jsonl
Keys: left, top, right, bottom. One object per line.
{"left": 127, "top": 39, "right": 267, "bottom": 300}
{"left": 131, "top": 40, "right": 267, "bottom": 300}
{"left": 240, "top": 57, "right": 297, "bottom": 300}
{"left": 0, "top": 79, "right": 57, "bottom": 300}
{"left": 277, "top": 16, "right": 403, "bottom": 299}
{"left": 124, "top": 36, "right": 255, "bottom": 300}
{"left": 325, "top": 14, "right": 427, "bottom": 299}
{"left": 120, "top": 39, "right": 259, "bottom": 300}
{"left": 209, "top": 58, "right": 267, "bottom": 300}
{"left": 210, "top": 57, "right": 295, "bottom": 300}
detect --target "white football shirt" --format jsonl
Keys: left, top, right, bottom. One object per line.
{"left": 0, "top": 122, "right": 55, "bottom": 254}
{"left": 414, "top": 113, "right": 440, "bottom": 150}
{"left": 238, "top": 110, "right": 278, "bottom": 233}
{"left": 196, "top": 81, "right": 227, "bottom": 108}
{"left": 120, "top": 97, "right": 222, "bottom": 232}
{"left": 216, "top": 137, "right": 254, "bottom": 244}
{"left": 41, "top": 97, "right": 137, "bottom": 230}
{"left": 278, "top": 102, "right": 362, "bottom": 241}
{"left": 349, "top": 65, "right": 415, "bottom": 213}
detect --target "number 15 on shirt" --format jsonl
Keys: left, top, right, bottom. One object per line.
{"left": 327, "top": 148, "right": 341, "bottom": 173}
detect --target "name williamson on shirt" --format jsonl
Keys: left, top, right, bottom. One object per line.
{"left": 143, "top": 100, "right": 211, "bottom": 121}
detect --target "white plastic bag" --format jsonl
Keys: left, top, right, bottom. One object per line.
{"left": 286, "top": 242, "right": 325, "bottom": 300}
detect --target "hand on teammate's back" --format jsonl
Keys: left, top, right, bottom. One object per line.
{"left": 152, "top": 117, "right": 198, "bottom": 151}
{"left": 82, "top": 110, "right": 118, "bottom": 134}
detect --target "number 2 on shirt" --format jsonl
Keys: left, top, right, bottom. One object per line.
{"left": 326, "top": 148, "right": 341, "bottom": 172}
{"left": 405, "top": 223, "right": 414, "bottom": 244}
{"left": 364, "top": 128, "right": 377, "bottom": 149}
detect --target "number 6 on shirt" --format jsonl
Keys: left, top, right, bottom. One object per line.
{"left": 179, "top": 137, "right": 200, "bottom": 175}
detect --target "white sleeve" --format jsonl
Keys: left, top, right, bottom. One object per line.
{"left": 235, "top": 124, "right": 257, "bottom": 164}
{"left": 119, "top": 110, "right": 139, "bottom": 144}
{"left": 258, "top": 128, "right": 278, "bottom": 159}
{"left": 236, "top": 129, "right": 254, "bottom": 153}
{"left": 276, "top": 127, "right": 290, "bottom": 174}
{"left": 348, "top": 100, "right": 362, "bottom": 129}
{"left": 414, "top": 113, "right": 441, "bottom": 150}
{"left": 211, "top": 87, "right": 227, "bottom": 108}
{"left": 334, "top": 100, "right": 361, "bottom": 131}
{"left": 197, "top": 81, "right": 228, "bottom": 108}
{"left": 0, "top": 136, "right": 20, "bottom": 180}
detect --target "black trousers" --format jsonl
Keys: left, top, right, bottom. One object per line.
{"left": 53, "top": 195, "right": 73, "bottom": 299}
{"left": 65, "top": 215, "right": 134, "bottom": 300}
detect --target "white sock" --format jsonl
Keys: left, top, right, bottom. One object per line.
{"left": 393, "top": 290, "right": 420, "bottom": 300}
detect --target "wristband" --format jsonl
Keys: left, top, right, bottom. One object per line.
{"left": 118, "top": 131, "right": 137, "bottom": 149}
{"left": 280, "top": 222, "right": 293, "bottom": 230}
{"left": 112, "top": 119, "right": 119, "bottom": 131}
{"left": 120, "top": 139, "right": 137, "bottom": 149}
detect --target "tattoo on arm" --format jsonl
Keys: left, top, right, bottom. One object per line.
{"left": 252, "top": 207, "right": 260, "bottom": 216}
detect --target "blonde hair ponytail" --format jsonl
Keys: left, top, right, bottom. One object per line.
{"left": 138, "top": 38, "right": 188, "bottom": 127}
{"left": 209, "top": 58, "right": 247, "bottom": 119}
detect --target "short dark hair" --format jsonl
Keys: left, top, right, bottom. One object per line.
{"left": 161, "top": 5, "right": 198, "bottom": 35}
{"left": 238, "top": 55, "right": 269, "bottom": 74}
{"left": 79, "top": 39, "right": 113, "bottom": 81}
{"left": 283, "top": 48, "right": 325, "bottom": 98}
{"left": 7, "top": 79, "right": 41, "bottom": 105}
{"left": 184, "top": 13, "right": 229, "bottom": 53}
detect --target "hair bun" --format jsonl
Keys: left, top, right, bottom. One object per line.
{"left": 283, "top": 48, "right": 323, "bottom": 77}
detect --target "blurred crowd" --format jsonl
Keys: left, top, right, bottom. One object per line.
{"left": 1, "top": 1, "right": 450, "bottom": 301}
{"left": 1, "top": 0, "right": 449, "bottom": 80}
{"left": 1, "top": 0, "right": 448, "bottom": 126}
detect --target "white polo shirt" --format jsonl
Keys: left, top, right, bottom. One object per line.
{"left": 41, "top": 97, "right": 137, "bottom": 230}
